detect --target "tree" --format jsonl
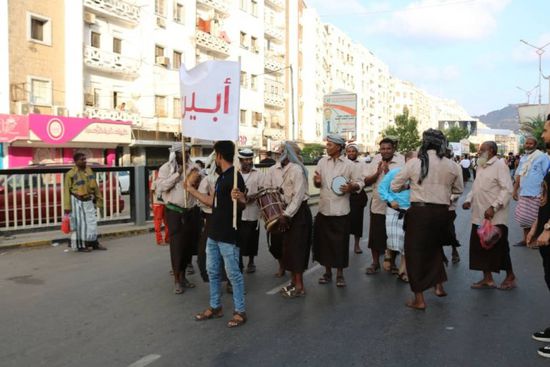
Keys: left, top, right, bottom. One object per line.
{"left": 520, "top": 115, "right": 546, "bottom": 150}
{"left": 382, "top": 108, "right": 421, "bottom": 153}
{"left": 444, "top": 126, "right": 470, "bottom": 142}
{"left": 301, "top": 143, "right": 325, "bottom": 164}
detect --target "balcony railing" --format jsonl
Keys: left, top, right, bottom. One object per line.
{"left": 195, "top": 30, "right": 230, "bottom": 56}
{"left": 84, "top": 45, "right": 140, "bottom": 76}
{"left": 84, "top": 106, "right": 141, "bottom": 126}
{"left": 263, "top": 127, "right": 285, "bottom": 140}
{"left": 196, "top": 0, "right": 229, "bottom": 15}
{"left": 264, "top": 22, "right": 284, "bottom": 42}
{"left": 264, "top": 91, "right": 285, "bottom": 109}
{"left": 265, "top": 0, "right": 284, "bottom": 10}
{"left": 84, "top": 0, "right": 140, "bottom": 25}
{"left": 264, "top": 53, "right": 285, "bottom": 73}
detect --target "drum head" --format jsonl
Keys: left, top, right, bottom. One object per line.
{"left": 331, "top": 176, "right": 348, "bottom": 196}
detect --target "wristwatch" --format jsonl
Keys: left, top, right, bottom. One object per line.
{"left": 544, "top": 222, "right": 550, "bottom": 231}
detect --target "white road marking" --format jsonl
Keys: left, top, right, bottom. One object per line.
{"left": 266, "top": 263, "right": 322, "bottom": 295}
{"left": 128, "top": 354, "right": 161, "bottom": 367}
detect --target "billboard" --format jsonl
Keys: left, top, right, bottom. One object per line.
{"left": 438, "top": 120, "right": 477, "bottom": 136}
{"left": 323, "top": 93, "right": 357, "bottom": 138}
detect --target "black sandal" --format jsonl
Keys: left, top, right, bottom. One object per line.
{"left": 365, "top": 264, "right": 380, "bottom": 275}
{"left": 318, "top": 273, "right": 332, "bottom": 284}
{"left": 280, "top": 283, "right": 295, "bottom": 293}
{"left": 282, "top": 288, "right": 306, "bottom": 298}
{"left": 336, "top": 276, "right": 346, "bottom": 288}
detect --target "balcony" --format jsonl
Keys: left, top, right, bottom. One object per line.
{"left": 84, "top": 0, "right": 140, "bottom": 25}
{"left": 263, "top": 127, "right": 285, "bottom": 140}
{"left": 264, "top": 90, "right": 285, "bottom": 109}
{"left": 264, "top": 52, "right": 285, "bottom": 73}
{"left": 195, "top": 30, "right": 230, "bottom": 57}
{"left": 264, "top": 22, "right": 284, "bottom": 43}
{"left": 84, "top": 45, "right": 140, "bottom": 76}
{"left": 265, "top": 0, "right": 285, "bottom": 11}
{"left": 196, "top": 0, "right": 229, "bottom": 15}
{"left": 84, "top": 106, "right": 141, "bottom": 126}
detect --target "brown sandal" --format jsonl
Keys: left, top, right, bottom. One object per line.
{"left": 227, "top": 311, "right": 247, "bottom": 328}
{"left": 318, "top": 273, "right": 332, "bottom": 284}
{"left": 336, "top": 276, "right": 346, "bottom": 288}
{"left": 195, "top": 307, "right": 223, "bottom": 321}
{"left": 365, "top": 264, "right": 380, "bottom": 275}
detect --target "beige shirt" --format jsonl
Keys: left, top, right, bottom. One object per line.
{"left": 281, "top": 162, "right": 309, "bottom": 218}
{"left": 391, "top": 150, "right": 464, "bottom": 205}
{"left": 449, "top": 161, "right": 462, "bottom": 211}
{"left": 365, "top": 153, "right": 405, "bottom": 214}
{"left": 465, "top": 156, "right": 513, "bottom": 225}
{"left": 156, "top": 160, "right": 198, "bottom": 208}
{"left": 261, "top": 162, "right": 284, "bottom": 188}
{"left": 316, "top": 155, "right": 365, "bottom": 216}
{"left": 197, "top": 174, "right": 216, "bottom": 214}
{"left": 241, "top": 168, "right": 263, "bottom": 221}
{"left": 150, "top": 179, "right": 164, "bottom": 205}
{"left": 348, "top": 157, "right": 369, "bottom": 180}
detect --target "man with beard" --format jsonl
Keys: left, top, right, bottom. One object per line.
{"left": 277, "top": 141, "right": 313, "bottom": 298}
{"left": 364, "top": 138, "right": 404, "bottom": 275}
{"left": 463, "top": 141, "right": 516, "bottom": 290}
{"left": 527, "top": 117, "right": 550, "bottom": 358}
{"left": 237, "top": 148, "right": 263, "bottom": 273}
{"left": 391, "top": 129, "right": 463, "bottom": 310}
{"left": 513, "top": 136, "right": 550, "bottom": 247}
{"left": 156, "top": 143, "right": 201, "bottom": 294}
{"left": 346, "top": 143, "right": 368, "bottom": 254}
{"left": 313, "top": 134, "right": 364, "bottom": 288}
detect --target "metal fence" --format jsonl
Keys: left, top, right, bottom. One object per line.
{"left": 0, "top": 166, "right": 133, "bottom": 232}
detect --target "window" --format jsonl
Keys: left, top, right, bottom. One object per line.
{"left": 29, "top": 77, "right": 52, "bottom": 106}
{"left": 155, "top": 0, "right": 165, "bottom": 16}
{"left": 252, "top": 112, "right": 262, "bottom": 127}
{"left": 240, "top": 109, "right": 247, "bottom": 125}
{"left": 251, "top": 0, "right": 258, "bottom": 16}
{"left": 28, "top": 13, "right": 51, "bottom": 45}
{"left": 240, "top": 71, "right": 247, "bottom": 87}
{"left": 91, "top": 31, "right": 101, "bottom": 48}
{"left": 155, "top": 45, "right": 164, "bottom": 58}
{"left": 240, "top": 31, "right": 247, "bottom": 49}
{"left": 251, "top": 36, "right": 258, "bottom": 53}
{"left": 174, "top": 2, "right": 184, "bottom": 23}
{"left": 173, "top": 98, "right": 181, "bottom": 118}
{"left": 250, "top": 74, "right": 257, "bottom": 90}
{"left": 173, "top": 51, "right": 182, "bottom": 69}
{"left": 239, "top": 0, "right": 247, "bottom": 11}
{"left": 113, "top": 91, "right": 119, "bottom": 109}
{"left": 155, "top": 95, "right": 167, "bottom": 117}
{"left": 113, "top": 37, "right": 122, "bottom": 54}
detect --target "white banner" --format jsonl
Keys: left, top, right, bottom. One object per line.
{"left": 179, "top": 61, "right": 240, "bottom": 141}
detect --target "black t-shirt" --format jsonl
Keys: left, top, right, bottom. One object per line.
{"left": 508, "top": 156, "right": 516, "bottom": 169}
{"left": 260, "top": 157, "right": 276, "bottom": 165}
{"left": 535, "top": 170, "right": 550, "bottom": 237}
{"left": 208, "top": 166, "right": 245, "bottom": 245}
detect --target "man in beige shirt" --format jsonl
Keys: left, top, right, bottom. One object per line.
{"left": 463, "top": 141, "right": 516, "bottom": 290}
{"left": 313, "top": 134, "right": 364, "bottom": 288}
{"left": 364, "top": 138, "right": 404, "bottom": 274}
{"left": 346, "top": 143, "right": 369, "bottom": 254}
{"left": 391, "top": 129, "right": 463, "bottom": 310}
{"left": 156, "top": 143, "right": 201, "bottom": 294}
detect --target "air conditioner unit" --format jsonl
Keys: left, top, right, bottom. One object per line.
{"left": 16, "top": 101, "right": 31, "bottom": 115}
{"left": 53, "top": 106, "right": 68, "bottom": 116}
{"left": 84, "top": 12, "right": 96, "bottom": 24}
{"left": 156, "top": 56, "right": 169, "bottom": 66}
{"left": 84, "top": 93, "right": 95, "bottom": 106}
{"left": 156, "top": 16, "right": 166, "bottom": 28}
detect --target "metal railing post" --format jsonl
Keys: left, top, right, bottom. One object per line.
{"left": 133, "top": 166, "right": 146, "bottom": 226}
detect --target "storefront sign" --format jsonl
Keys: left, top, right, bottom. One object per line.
{"left": 29, "top": 114, "right": 132, "bottom": 144}
{"left": 323, "top": 93, "right": 357, "bottom": 138}
{"left": 0, "top": 114, "right": 28, "bottom": 143}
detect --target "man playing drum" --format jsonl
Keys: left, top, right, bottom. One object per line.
{"left": 313, "top": 134, "right": 364, "bottom": 288}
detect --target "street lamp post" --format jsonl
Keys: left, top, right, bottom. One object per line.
{"left": 520, "top": 39, "right": 550, "bottom": 105}
{"left": 516, "top": 84, "right": 539, "bottom": 104}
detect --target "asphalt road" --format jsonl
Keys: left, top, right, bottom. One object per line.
{"left": 1, "top": 183, "right": 549, "bottom": 367}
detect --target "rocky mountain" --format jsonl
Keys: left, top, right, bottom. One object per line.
{"left": 474, "top": 104, "right": 520, "bottom": 131}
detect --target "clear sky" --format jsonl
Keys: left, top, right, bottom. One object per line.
{"left": 306, "top": 0, "right": 550, "bottom": 116}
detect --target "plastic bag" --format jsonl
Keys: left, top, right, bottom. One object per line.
{"left": 61, "top": 214, "right": 71, "bottom": 234}
{"left": 477, "top": 219, "right": 502, "bottom": 250}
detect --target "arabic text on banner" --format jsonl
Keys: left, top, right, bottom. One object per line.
{"left": 179, "top": 61, "right": 240, "bottom": 141}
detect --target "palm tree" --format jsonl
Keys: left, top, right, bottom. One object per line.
{"left": 520, "top": 115, "right": 546, "bottom": 149}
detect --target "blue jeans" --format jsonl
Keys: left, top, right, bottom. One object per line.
{"left": 206, "top": 238, "right": 245, "bottom": 313}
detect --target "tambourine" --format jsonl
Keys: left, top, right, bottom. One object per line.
{"left": 331, "top": 176, "right": 348, "bottom": 196}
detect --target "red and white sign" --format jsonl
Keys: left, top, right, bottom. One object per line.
{"left": 0, "top": 114, "right": 29, "bottom": 143}
{"left": 179, "top": 61, "right": 240, "bottom": 141}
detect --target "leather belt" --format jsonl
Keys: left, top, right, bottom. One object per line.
{"left": 410, "top": 202, "right": 448, "bottom": 208}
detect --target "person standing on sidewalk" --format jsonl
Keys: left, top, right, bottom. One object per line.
{"left": 527, "top": 117, "right": 550, "bottom": 358}
{"left": 150, "top": 172, "right": 169, "bottom": 245}
{"left": 63, "top": 152, "right": 106, "bottom": 252}
{"left": 346, "top": 143, "right": 368, "bottom": 255}
{"left": 187, "top": 141, "right": 248, "bottom": 328}
{"left": 513, "top": 136, "right": 550, "bottom": 247}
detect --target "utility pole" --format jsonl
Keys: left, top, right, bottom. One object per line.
{"left": 520, "top": 39, "right": 550, "bottom": 105}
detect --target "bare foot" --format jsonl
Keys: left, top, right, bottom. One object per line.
{"left": 405, "top": 300, "right": 426, "bottom": 311}
{"left": 498, "top": 280, "right": 517, "bottom": 291}
{"left": 434, "top": 284, "right": 447, "bottom": 297}
{"left": 275, "top": 268, "right": 285, "bottom": 278}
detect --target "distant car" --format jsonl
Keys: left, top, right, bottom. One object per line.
{"left": 118, "top": 170, "right": 130, "bottom": 194}
{"left": 0, "top": 163, "right": 124, "bottom": 228}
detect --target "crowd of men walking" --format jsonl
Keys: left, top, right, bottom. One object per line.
{"left": 63, "top": 117, "right": 550, "bottom": 357}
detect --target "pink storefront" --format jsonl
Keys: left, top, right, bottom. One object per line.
{"left": 3, "top": 114, "right": 132, "bottom": 168}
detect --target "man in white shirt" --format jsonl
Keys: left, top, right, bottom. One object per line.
{"left": 460, "top": 155, "right": 472, "bottom": 184}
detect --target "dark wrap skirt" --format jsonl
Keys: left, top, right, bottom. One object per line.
{"left": 349, "top": 190, "right": 368, "bottom": 237}
{"left": 238, "top": 220, "right": 260, "bottom": 256}
{"left": 166, "top": 206, "right": 201, "bottom": 277}
{"left": 313, "top": 212, "right": 351, "bottom": 268}
{"left": 442, "top": 210, "right": 460, "bottom": 247}
{"left": 268, "top": 232, "right": 283, "bottom": 260}
{"left": 404, "top": 205, "right": 449, "bottom": 293}
{"left": 282, "top": 202, "right": 313, "bottom": 272}
{"left": 368, "top": 212, "right": 387, "bottom": 252}
{"left": 469, "top": 224, "right": 512, "bottom": 273}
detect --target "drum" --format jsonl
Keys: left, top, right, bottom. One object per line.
{"left": 256, "top": 188, "right": 286, "bottom": 233}
{"left": 331, "top": 176, "right": 348, "bottom": 196}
